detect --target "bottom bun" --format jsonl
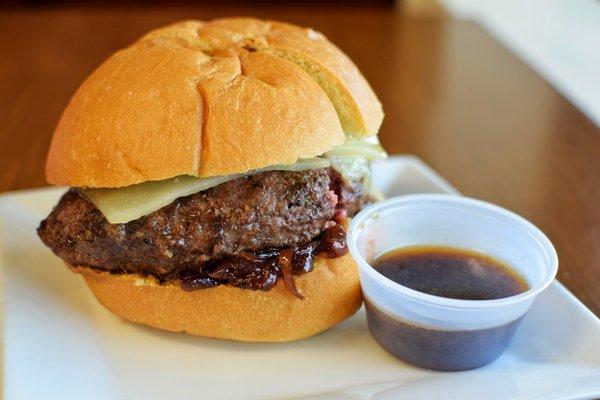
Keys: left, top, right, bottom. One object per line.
{"left": 70, "top": 252, "right": 362, "bottom": 342}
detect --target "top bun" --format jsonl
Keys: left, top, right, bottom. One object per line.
{"left": 46, "top": 18, "right": 384, "bottom": 188}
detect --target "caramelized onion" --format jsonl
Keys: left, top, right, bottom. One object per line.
{"left": 239, "top": 251, "right": 261, "bottom": 262}
{"left": 279, "top": 249, "right": 304, "bottom": 299}
{"left": 177, "top": 224, "right": 346, "bottom": 297}
{"left": 317, "top": 223, "right": 348, "bottom": 257}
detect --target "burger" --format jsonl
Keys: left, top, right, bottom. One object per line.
{"left": 37, "top": 18, "right": 385, "bottom": 342}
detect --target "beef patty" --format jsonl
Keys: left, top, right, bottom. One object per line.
{"left": 38, "top": 168, "right": 367, "bottom": 290}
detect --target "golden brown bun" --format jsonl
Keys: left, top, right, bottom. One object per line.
{"left": 70, "top": 252, "right": 361, "bottom": 342}
{"left": 46, "top": 18, "right": 384, "bottom": 188}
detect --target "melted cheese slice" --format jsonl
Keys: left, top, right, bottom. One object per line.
{"left": 82, "top": 140, "right": 387, "bottom": 224}
{"left": 83, "top": 158, "right": 330, "bottom": 224}
{"left": 324, "top": 139, "right": 387, "bottom": 160}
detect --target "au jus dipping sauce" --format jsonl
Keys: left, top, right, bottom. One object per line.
{"left": 365, "top": 246, "right": 529, "bottom": 371}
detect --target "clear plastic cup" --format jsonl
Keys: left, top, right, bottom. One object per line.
{"left": 347, "top": 194, "right": 558, "bottom": 371}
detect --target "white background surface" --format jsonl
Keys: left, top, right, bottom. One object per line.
{"left": 2, "top": 156, "right": 600, "bottom": 399}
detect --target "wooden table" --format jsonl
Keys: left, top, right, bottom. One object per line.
{"left": 1, "top": 6, "right": 599, "bottom": 315}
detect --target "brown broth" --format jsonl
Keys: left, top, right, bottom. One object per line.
{"left": 365, "top": 299, "right": 524, "bottom": 371}
{"left": 365, "top": 246, "right": 529, "bottom": 371}
{"left": 372, "top": 246, "right": 529, "bottom": 300}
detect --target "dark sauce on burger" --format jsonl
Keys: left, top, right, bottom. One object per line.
{"left": 365, "top": 246, "right": 529, "bottom": 371}
{"left": 179, "top": 224, "right": 348, "bottom": 298}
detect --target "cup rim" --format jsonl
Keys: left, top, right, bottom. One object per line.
{"left": 347, "top": 194, "right": 559, "bottom": 310}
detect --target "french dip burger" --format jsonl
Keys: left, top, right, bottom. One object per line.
{"left": 37, "top": 18, "right": 385, "bottom": 342}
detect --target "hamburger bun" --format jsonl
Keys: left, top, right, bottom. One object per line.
{"left": 41, "top": 17, "right": 383, "bottom": 342}
{"left": 46, "top": 18, "right": 383, "bottom": 188}
{"left": 70, "top": 251, "right": 361, "bottom": 342}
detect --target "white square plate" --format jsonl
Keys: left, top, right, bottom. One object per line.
{"left": 2, "top": 156, "right": 599, "bottom": 400}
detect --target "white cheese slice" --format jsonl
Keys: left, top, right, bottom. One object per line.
{"left": 81, "top": 139, "right": 386, "bottom": 224}
{"left": 83, "top": 157, "right": 330, "bottom": 224}
{"left": 323, "top": 139, "right": 387, "bottom": 160}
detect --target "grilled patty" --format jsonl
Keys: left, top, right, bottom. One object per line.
{"left": 38, "top": 168, "right": 366, "bottom": 284}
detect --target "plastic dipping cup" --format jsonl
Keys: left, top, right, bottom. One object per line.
{"left": 347, "top": 194, "right": 558, "bottom": 371}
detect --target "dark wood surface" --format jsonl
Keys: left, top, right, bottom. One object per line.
{"left": 1, "top": 6, "right": 599, "bottom": 315}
